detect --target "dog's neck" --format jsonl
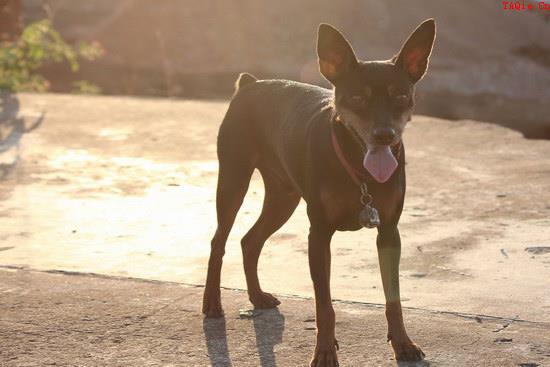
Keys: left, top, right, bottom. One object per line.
{"left": 331, "top": 117, "right": 365, "bottom": 176}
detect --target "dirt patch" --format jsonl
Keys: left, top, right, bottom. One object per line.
{"left": 525, "top": 247, "right": 550, "bottom": 255}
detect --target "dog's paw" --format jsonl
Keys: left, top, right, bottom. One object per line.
{"left": 202, "top": 291, "right": 224, "bottom": 318}
{"left": 391, "top": 338, "right": 425, "bottom": 362}
{"left": 249, "top": 291, "right": 281, "bottom": 309}
{"left": 310, "top": 347, "right": 339, "bottom": 367}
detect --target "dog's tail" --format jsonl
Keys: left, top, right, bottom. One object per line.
{"left": 235, "top": 72, "right": 257, "bottom": 92}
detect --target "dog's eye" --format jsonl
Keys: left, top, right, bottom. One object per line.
{"left": 347, "top": 95, "right": 365, "bottom": 109}
{"left": 394, "top": 94, "right": 409, "bottom": 109}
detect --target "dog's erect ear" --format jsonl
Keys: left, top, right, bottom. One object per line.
{"left": 317, "top": 24, "right": 358, "bottom": 83}
{"left": 394, "top": 19, "right": 436, "bottom": 83}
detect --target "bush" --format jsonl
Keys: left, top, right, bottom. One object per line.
{"left": 0, "top": 19, "right": 103, "bottom": 92}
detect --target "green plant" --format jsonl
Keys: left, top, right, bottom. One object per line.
{"left": 0, "top": 19, "right": 103, "bottom": 92}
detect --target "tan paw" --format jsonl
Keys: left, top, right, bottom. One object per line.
{"left": 202, "top": 290, "right": 224, "bottom": 318}
{"left": 249, "top": 291, "right": 281, "bottom": 309}
{"left": 391, "top": 338, "right": 425, "bottom": 361}
{"left": 310, "top": 342, "right": 339, "bottom": 367}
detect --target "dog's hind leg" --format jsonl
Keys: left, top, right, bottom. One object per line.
{"left": 202, "top": 122, "right": 255, "bottom": 318}
{"left": 241, "top": 168, "right": 300, "bottom": 309}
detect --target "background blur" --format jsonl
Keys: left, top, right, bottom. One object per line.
{"left": 2, "top": 0, "right": 550, "bottom": 138}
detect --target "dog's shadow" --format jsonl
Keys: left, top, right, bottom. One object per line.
{"left": 202, "top": 308, "right": 285, "bottom": 367}
{"left": 252, "top": 308, "right": 285, "bottom": 367}
{"left": 203, "top": 316, "right": 232, "bottom": 367}
{"left": 397, "top": 360, "right": 431, "bottom": 367}
{"left": 202, "top": 309, "right": 431, "bottom": 367}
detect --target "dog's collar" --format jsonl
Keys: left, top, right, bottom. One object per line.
{"left": 330, "top": 117, "right": 402, "bottom": 186}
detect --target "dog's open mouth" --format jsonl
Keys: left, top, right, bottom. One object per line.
{"left": 363, "top": 146, "right": 398, "bottom": 183}
{"left": 345, "top": 124, "right": 398, "bottom": 184}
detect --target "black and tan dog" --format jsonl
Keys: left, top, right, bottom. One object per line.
{"left": 203, "top": 19, "right": 436, "bottom": 366}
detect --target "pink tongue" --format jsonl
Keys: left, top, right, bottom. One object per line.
{"left": 363, "top": 146, "right": 398, "bottom": 183}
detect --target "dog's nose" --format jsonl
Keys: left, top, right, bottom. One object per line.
{"left": 372, "top": 127, "right": 396, "bottom": 145}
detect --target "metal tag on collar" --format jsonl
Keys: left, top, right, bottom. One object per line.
{"left": 359, "top": 183, "right": 380, "bottom": 228}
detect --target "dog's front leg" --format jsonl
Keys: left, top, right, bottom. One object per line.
{"left": 377, "top": 225, "right": 425, "bottom": 361}
{"left": 308, "top": 225, "right": 339, "bottom": 367}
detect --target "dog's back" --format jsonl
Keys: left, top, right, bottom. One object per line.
{"left": 218, "top": 74, "right": 333, "bottom": 193}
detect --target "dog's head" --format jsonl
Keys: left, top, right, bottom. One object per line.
{"left": 317, "top": 19, "right": 436, "bottom": 182}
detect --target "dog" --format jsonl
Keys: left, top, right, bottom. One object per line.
{"left": 203, "top": 19, "right": 436, "bottom": 366}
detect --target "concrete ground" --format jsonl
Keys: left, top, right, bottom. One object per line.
{"left": 1, "top": 93, "right": 550, "bottom": 366}
{"left": 1, "top": 267, "right": 549, "bottom": 367}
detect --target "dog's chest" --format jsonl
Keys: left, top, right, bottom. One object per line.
{"left": 318, "top": 176, "right": 405, "bottom": 231}
{"left": 319, "top": 185, "right": 364, "bottom": 231}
